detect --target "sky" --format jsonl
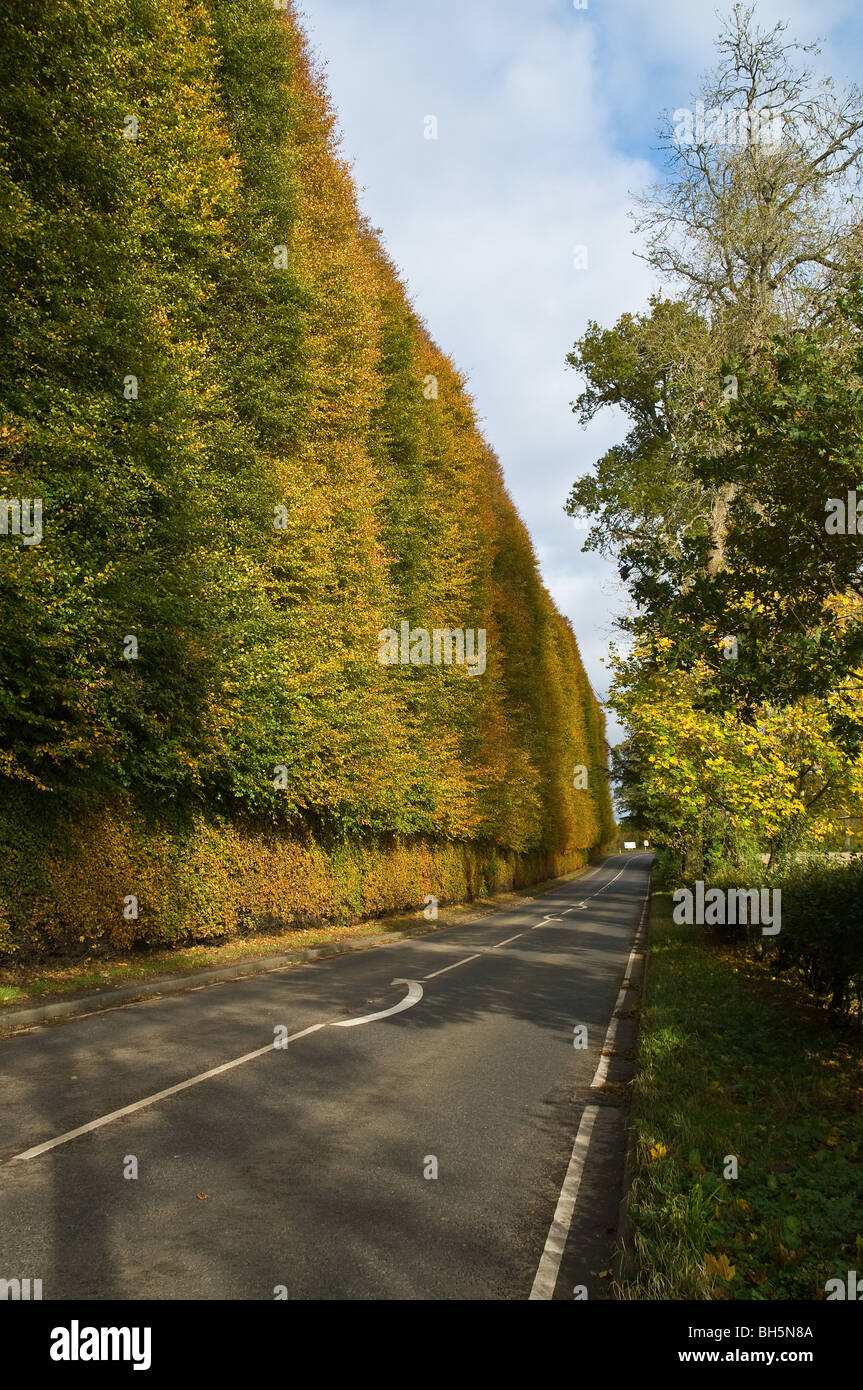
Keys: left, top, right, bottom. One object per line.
{"left": 296, "top": 0, "right": 863, "bottom": 748}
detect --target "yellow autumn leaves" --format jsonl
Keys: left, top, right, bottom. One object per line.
{"left": 644, "top": 1140, "right": 739, "bottom": 1284}
{"left": 610, "top": 638, "right": 863, "bottom": 854}
{"left": 704, "top": 1252, "right": 736, "bottom": 1282}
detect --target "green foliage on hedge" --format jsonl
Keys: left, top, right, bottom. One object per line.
{"left": 775, "top": 857, "right": 863, "bottom": 1016}
{"left": 0, "top": 1, "right": 613, "bottom": 956}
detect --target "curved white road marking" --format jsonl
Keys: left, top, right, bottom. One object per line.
{"left": 331, "top": 979, "right": 423, "bottom": 1027}
{"left": 5, "top": 986, "right": 426, "bottom": 1165}
{"left": 532, "top": 861, "right": 628, "bottom": 930}
{"left": 533, "top": 915, "right": 562, "bottom": 929}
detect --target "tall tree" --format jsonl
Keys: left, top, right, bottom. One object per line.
{"left": 636, "top": 2, "right": 863, "bottom": 347}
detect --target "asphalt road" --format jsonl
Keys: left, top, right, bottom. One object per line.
{"left": 0, "top": 852, "right": 651, "bottom": 1301}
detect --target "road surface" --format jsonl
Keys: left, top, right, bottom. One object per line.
{"left": 0, "top": 852, "right": 650, "bottom": 1300}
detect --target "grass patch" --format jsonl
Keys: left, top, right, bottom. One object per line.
{"left": 621, "top": 891, "right": 863, "bottom": 1300}
{"left": 0, "top": 922, "right": 400, "bottom": 1006}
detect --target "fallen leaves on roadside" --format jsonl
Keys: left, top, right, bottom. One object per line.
{"left": 704, "top": 1252, "right": 736, "bottom": 1281}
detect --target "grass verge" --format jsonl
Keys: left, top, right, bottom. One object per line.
{"left": 620, "top": 890, "right": 863, "bottom": 1299}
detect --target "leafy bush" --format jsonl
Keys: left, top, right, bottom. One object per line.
{"left": 774, "top": 856, "right": 863, "bottom": 1017}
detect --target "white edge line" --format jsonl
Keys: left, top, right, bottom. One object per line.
{"left": 530, "top": 860, "right": 651, "bottom": 1296}
{"left": 529, "top": 1104, "right": 600, "bottom": 1299}
{"left": 590, "top": 885, "right": 650, "bottom": 1089}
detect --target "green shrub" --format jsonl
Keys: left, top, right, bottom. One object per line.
{"left": 774, "top": 856, "right": 863, "bottom": 1016}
